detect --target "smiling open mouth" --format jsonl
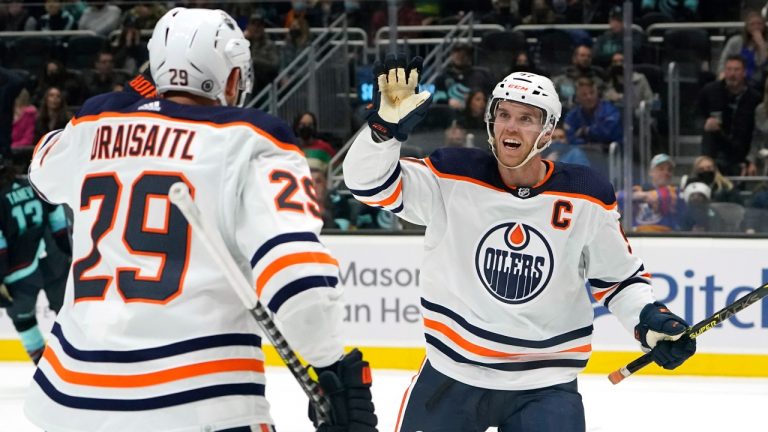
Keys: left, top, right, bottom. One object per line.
{"left": 502, "top": 139, "right": 522, "bottom": 150}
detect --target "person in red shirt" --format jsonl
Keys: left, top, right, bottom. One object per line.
{"left": 293, "top": 111, "right": 337, "bottom": 159}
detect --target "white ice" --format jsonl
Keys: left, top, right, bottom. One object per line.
{"left": 1, "top": 362, "right": 766, "bottom": 432}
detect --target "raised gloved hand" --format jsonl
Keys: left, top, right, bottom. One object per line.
{"left": 309, "top": 348, "right": 378, "bottom": 432}
{"left": 366, "top": 53, "right": 433, "bottom": 142}
{"left": 635, "top": 302, "right": 696, "bottom": 370}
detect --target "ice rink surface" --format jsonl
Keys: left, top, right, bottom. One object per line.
{"left": 1, "top": 362, "right": 766, "bottom": 432}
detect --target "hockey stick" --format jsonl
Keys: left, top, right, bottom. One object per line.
{"left": 608, "top": 283, "right": 768, "bottom": 385}
{"left": 168, "top": 182, "right": 333, "bottom": 423}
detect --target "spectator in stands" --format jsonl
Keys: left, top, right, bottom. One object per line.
{"left": 641, "top": 0, "right": 698, "bottom": 21}
{"left": 697, "top": 54, "right": 762, "bottom": 175}
{"left": 603, "top": 52, "right": 654, "bottom": 111}
{"left": 281, "top": 16, "right": 310, "bottom": 69}
{"left": 679, "top": 181, "right": 723, "bottom": 232}
{"left": 717, "top": 9, "right": 767, "bottom": 85}
{"left": 12, "top": 89, "right": 37, "bottom": 150}
{"left": 114, "top": 17, "right": 148, "bottom": 75}
{"left": 293, "top": 111, "right": 336, "bottom": 159}
{"left": 444, "top": 120, "right": 468, "bottom": 148}
{"left": 83, "top": 51, "right": 127, "bottom": 100}
{"left": 121, "top": 2, "right": 167, "bottom": 30}
{"left": 462, "top": 89, "right": 487, "bottom": 131}
{"left": 479, "top": 0, "right": 520, "bottom": 28}
{"left": 752, "top": 77, "right": 768, "bottom": 174}
{"left": 685, "top": 155, "right": 742, "bottom": 203}
{"left": 522, "top": 0, "right": 557, "bottom": 24}
{"left": 307, "top": 156, "right": 351, "bottom": 230}
{"left": 617, "top": 153, "right": 683, "bottom": 232}
{"left": 78, "top": 2, "right": 122, "bottom": 36}
{"left": 510, "top": 50, "right": 546, "bottom": 75}
{"left": 542, "top": 126, "right": 591, "bottom": 166}
{"left": 0, "top": 67, "right": 26, "bottom": 157}
{"left": 564, "top": 77, "right": 622, "bottom": 146}
{"left": 433, "top": 43, "right": 493, "bottom": 110}
{"left": 284, "top": 0, "right": 324, "bottom": 28}
{"left": 63, "top": 0, "right": 86, "bottom": 23}
{"left": 245, "top": 14, "right": 279, "bottom": 93}
{"left": 593, "top": 6, "right": 646, "bottom": 68}
{"left": 370, "top": 0, "right": 425, "bottom": 41}
{"left": 32, "top": 59, "right": 83, "bottom": 107}
{"left": 744, "top": 187, "right": 768, "bottom": 233}
{"left": 33, "top": 86, "right": 72, "bottom": 144}
{"left": 552, "top": 45, "right": 605, "bottom": 111}
{"left": 0, "top": 2, "right": 35, "bottom": 31}
{"left": 37, "top": 0, "right": 75, "bottom": 31}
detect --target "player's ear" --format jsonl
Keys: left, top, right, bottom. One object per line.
{"left": 539, "top": 125, "right": 554, "bottom": 148}
{"left": 224, "top": 68, "right": 241, "bottom": 106}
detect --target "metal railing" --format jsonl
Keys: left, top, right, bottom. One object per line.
{"left": 645, "top": 21, "right": 743, "bottom": 39}
{"left": 637, "top": 100, "right": 653, "bottom": 185}
{"left": 246, "top": 14, "right": 351, "bottom": 142}
{"left": 0, "top": 29, "right": 98, "bottom": 39}
{"left": 667, "top": 62, "right": 680, "bottom": 158}
{"left": 373, "top": 17, "right": 504, "bottom": 66}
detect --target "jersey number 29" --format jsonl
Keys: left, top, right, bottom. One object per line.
{"left": 73, "top": 171, "right": 193, "bottom": 304}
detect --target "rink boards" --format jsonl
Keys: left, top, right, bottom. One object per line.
{"left": 1, "top": 235, "right": 767, "bottom": 377}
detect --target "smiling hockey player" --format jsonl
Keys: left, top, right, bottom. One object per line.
{"left": 343, "top": 53, "right": 696, "bottom": 431}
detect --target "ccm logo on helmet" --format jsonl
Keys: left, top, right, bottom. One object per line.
{"left": 506, "top": 84, "right": 529, "bottom": 91}
{"left": 474, "top": 222, "right": 554, "bottom": 304}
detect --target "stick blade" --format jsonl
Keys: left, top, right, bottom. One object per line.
{"left": 608, "top": 369, "right": 628, "bottom": 385}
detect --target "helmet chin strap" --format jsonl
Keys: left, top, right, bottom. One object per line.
{"left": 488, "top": 127, "right": 552, "bottom": 170}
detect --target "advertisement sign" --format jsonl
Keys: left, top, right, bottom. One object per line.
{"left": 1, "top": 236, "right": 766, "bottom": 356}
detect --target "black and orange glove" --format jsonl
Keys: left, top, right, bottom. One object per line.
{"left": 366, "top": 53, "right": 432, "bottom": 142}
{"left": 309, "top": 348, "right": 378, "bottom": 432}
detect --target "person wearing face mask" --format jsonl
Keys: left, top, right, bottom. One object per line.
{"left": 685, "top": 155, "right": 742, "bottom": 203}
{"left": 679, "top": 181, "right": 724, "bottom": 232}
{"left": 603, "top": 53, "right": 654, "bottom": 112}
{"left": 281, "top": 16, "right": 311, "bottom": 69}
{"left": 293, "top": 111, "right": 336, "bottom": 160}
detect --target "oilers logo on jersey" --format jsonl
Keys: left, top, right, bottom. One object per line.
{"left": 474, "top": 222, "right": 554, "bottom": 304}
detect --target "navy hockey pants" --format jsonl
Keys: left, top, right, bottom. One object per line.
{"left": 397, "top": 361, "right": 585, "bottom": 432}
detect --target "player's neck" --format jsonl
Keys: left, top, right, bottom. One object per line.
{"left": 498, "top": 157, "right": 547, "bottom": 188}
{"left": 161, "top": 92, "right": 219, "bottom": 106}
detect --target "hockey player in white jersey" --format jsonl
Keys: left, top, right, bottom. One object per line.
{"left": 25, "top": 8, "right": 377, "bottom": 432}
{"left": 343, "top": 54, "right": 696, "bottom": 431}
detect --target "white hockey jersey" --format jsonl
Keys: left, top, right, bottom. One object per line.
{"left": 344, "top": 127, "right": 656, "bottom": 391}
{"left": 25, "top": 90, "right": 344, "bottom": 432}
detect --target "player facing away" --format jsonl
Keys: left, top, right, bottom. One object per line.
{"left": 25, "top": 8, "right": 376, "bottom": 432}
{"left": 343, "top": 54, "right": 696, "bottom": 431}
{"left": 0, "top": 158, "right": 70, "bottom": 364}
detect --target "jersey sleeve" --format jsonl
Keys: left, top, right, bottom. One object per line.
{"left": 235, "top": 147, "right": 344, "bottom": 368}
{"left": 583, "top": 207, "right": 655, "bottom": 334}
{"left": 342, "top": 125, "right": 443, "bottom": 226}
{"left": 28, "top": 128, "right": 71, "bottom": 205}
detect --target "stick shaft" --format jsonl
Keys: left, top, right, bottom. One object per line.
{"left": 608, "top": 283, "right": 768, "bottom": 385}
{"left": 168, "top": 182, "right": 333, "bottom": 422}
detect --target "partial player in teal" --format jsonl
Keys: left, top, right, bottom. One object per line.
{"left": 0, "top": 156, "right": 70, "bottom": 363}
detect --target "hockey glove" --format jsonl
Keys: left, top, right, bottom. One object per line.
{"left": 366, "top": 53, "right": 433, "bottom": 142}
{"left": 309, "top": 348, "right": 378, "bottom": 432}
{"left": 635, "top": 302, "right": 696, "bottom": 370}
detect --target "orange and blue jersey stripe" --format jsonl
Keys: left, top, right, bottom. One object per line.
{"left": 249, "top": 231, "right": 340, "bottom": 313}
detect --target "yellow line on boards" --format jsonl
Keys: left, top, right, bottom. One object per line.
{"left": 2, "top": 340, "right": 766, "bottom": 378}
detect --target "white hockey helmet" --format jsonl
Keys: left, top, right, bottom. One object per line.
{"left": 148, "top": 8, "right": 253, "bottom": 107}
{"left": 485, "top": 72, "right": 562, "bottom": 168}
